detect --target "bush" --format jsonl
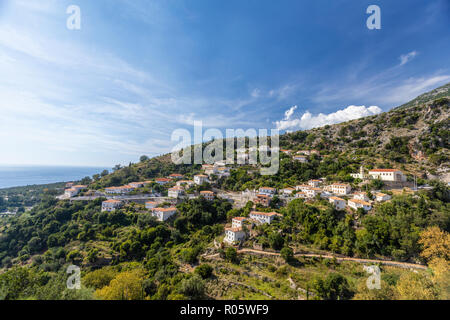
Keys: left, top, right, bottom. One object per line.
{"left": 195, "top": 264, "right": 213, "bottom": 279}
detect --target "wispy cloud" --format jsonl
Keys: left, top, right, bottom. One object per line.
{"left": 399, "top": 51, "right": 418, "bottom": 66}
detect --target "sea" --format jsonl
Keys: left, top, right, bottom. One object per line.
{"left": 0, "top": 166, "right": 109, "bottom": 189}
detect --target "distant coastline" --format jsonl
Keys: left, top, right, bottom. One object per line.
{"left": 0, "top": 165, "right": 108, "bottom": 189}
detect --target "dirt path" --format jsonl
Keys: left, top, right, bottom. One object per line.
{"left": 237, "top": 248, "right": 427, "bottom": 270}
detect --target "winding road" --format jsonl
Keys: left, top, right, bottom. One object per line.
{"left": 237, "top": 248, "right": 428, "bottom": 270}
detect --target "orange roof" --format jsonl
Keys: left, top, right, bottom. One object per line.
{"left": 369, "top": 169, "right": 400, "bottom": 172}
{"left": 349, "top": 199, "right": 371, "bottom": 206}
{"left": 233, "top": 217, "right": 247, "bottom": 221}
{"left": 260, "top": 187, "right": 275, "bottom": 190}
{"left": 145, "top": 201, "right": 157, "bottom": 204}
{"left": 103, "top": 200, "right": 122, "bottom": 203}
{"left": 170, "top": 173, "right": 183, "bottom": 177}
{"left": 225, "top": 227, "right": 244, "bottom": 232}
{"left": 200, "top": 190, "right": 214, "bottom": 194}
{"left": 152, "top": 207, "right": 177, "bottom": 212}
{"left": 156, "top": 178, "right": 171, "bottom": 181}
{"left": 250, "top": 211, "right": 278, "bottom": 217}
{"left": 330, "top": 196, "right": 345, "bottom": 201}
{"left": 169, "top": 186, "right": 184, "bottom": 190}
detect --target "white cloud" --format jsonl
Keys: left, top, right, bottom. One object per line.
{"left": 275, "top": 105, "right": 382, "bottom": 131}
{"left": 283, "top": 105, "right": 297, "bottom": 120}
{"left": 399, "top": 51, "right": 418, "bottom": 66}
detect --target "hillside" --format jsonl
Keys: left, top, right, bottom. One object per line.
{"left": 90, "top": 83, "right": 449, "bottom": 189}
{"left": 0, "top": 84, "right": 449, "bottom": 301}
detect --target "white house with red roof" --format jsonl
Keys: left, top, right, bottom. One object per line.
{"left": 308, "top": 179, "right": 322, "bottom": 188}
{"left": 281, "top": 187, "right": 295, "bottom": 195}
{"left": 200, "top": 190, "right": 215, "bottom": 201}
{"left": 155, "top": 178, "right": 171, "bottom": 185}
{"left": 329, "top": 197, "right": 346, "bottom": 210}
{"left": 348, "top": 199, "right": 372, "bottom": 211}
{"left": 168, "top": 186, "right": 185, "bottom": 198}
{"left": 368, "top": 169, "right": 406, "bottom": 182}
{"left": 249, "top": 211, "right": 279, "bottom": 224}
{"left": 64, "top": 188, "right": 78, "bottom": 197}
{"left": 374, "top": 192, "right": 392, "bottom": 202}
{"left": 101, "top": 200, "right": 123, "bottom": 212}
{"left": 353, "top": 192, "right": 370, "bottom": 202}
{"left": 224, "top": 227, "right": 246, "bottom": 244}
{"left": 151, "top": 207, "right": 177, "bottom": 221}
{"left": 305, "top": 187, "right": 323, "bottom": 198}
{"left": 259, "top": 187, "right": 276, "bottom": 196}
{"left": 325, "top": 183, "right": 351, "bottom": 195}
{"left": 232, "top": 217, "right": 247, "bottom": 228}
{"left": 129, "top": 182, "right": 144, "bottom": 188}
{"left": 194, "top": 174, "right": 209, "bottom": 185}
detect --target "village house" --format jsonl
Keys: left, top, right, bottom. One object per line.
{"left": 308, "top": 179, "right": 322, "bottom": 188}
{"left": 295, "top": 192, "right": 307, "bottom": 199}
{"left": 151, "top": 207, "right": 177, "bottom": 221}
{"left": 169, "top": 173, "right": 184, "bottom": 179}
{"left": 374, "top": 192, "right": 392, "bottom": 202}
{"left": 72, "top": 185, "right": 87, "bottom": 192}
{"left": 101, "top": 199, "right": 123, "bottom": 212}
{"left": 194, "top": 174, "right": 209, "bottom": 185}
{"left": 64, "top": 188, "right": 78, "bottom": 197}
{"left": 348, "top": 199, "right": 372, "bottom": 211}
{"left": 168, "top": 186, "right": 185, "bottom": 198}
{"left": 217, "top": 167, "right": 231, "bottom": 177}
{"left": 254, "top": 194, "right": 271, "bottom": 207}
{"left": 224, "top": 227, "right": 246, "bottom": 244}
{"left": 293, "top": 155, "right": 308, "bottom": 163}
{"left": 249, "top": 211, "right": 279, "bottom": 224}
{"left": 202, "top": 164, "right": 220, "bottom": 175}
{"left": 280, "top": 149, "right": 293, "bottom": 155}
{"left": 129, "top": 182, "right": 144, "bottom": 188}
{"left": 176, "top": 180, "right": 194, "bottom": 187}
{"left": 232, "top": 217, "right": 247, "bottom": 228}
{"left": 281, "top": 187, "right": 295, "bottom": 196}
{"left": 145, "top": 201, "right": 157, "bottom": 209}
{"left": 200, "top": 190, "right": 215, "bottom": 201}
{"left": 295, "top": 184, "right": 311, "bottom": 192}
{"left": 104, "top": 185, "right": 135, "bottom": 194}
{"left": 259, "top": 187, "right": 276, "bottom": 196}
{"left": 353, "top": 192, "right": 370, "bottom": 202}
{"left": 155, "top": 178, "right": 171, "bottom": 185}
{"left": 368, "top": 169, "right": 407, "bottom": 182}
{"left": 326, "top": 183, "right": 352, "bottom": 195}
{"left": 329, "top": 197, "right": 346, "bottom": 210}
{"left": 305, "top": 187, "right": 323, "bottom": 198}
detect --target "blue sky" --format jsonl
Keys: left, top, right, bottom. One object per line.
{"left": 0, "top": 0, "right": 449, "bottom": 167}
